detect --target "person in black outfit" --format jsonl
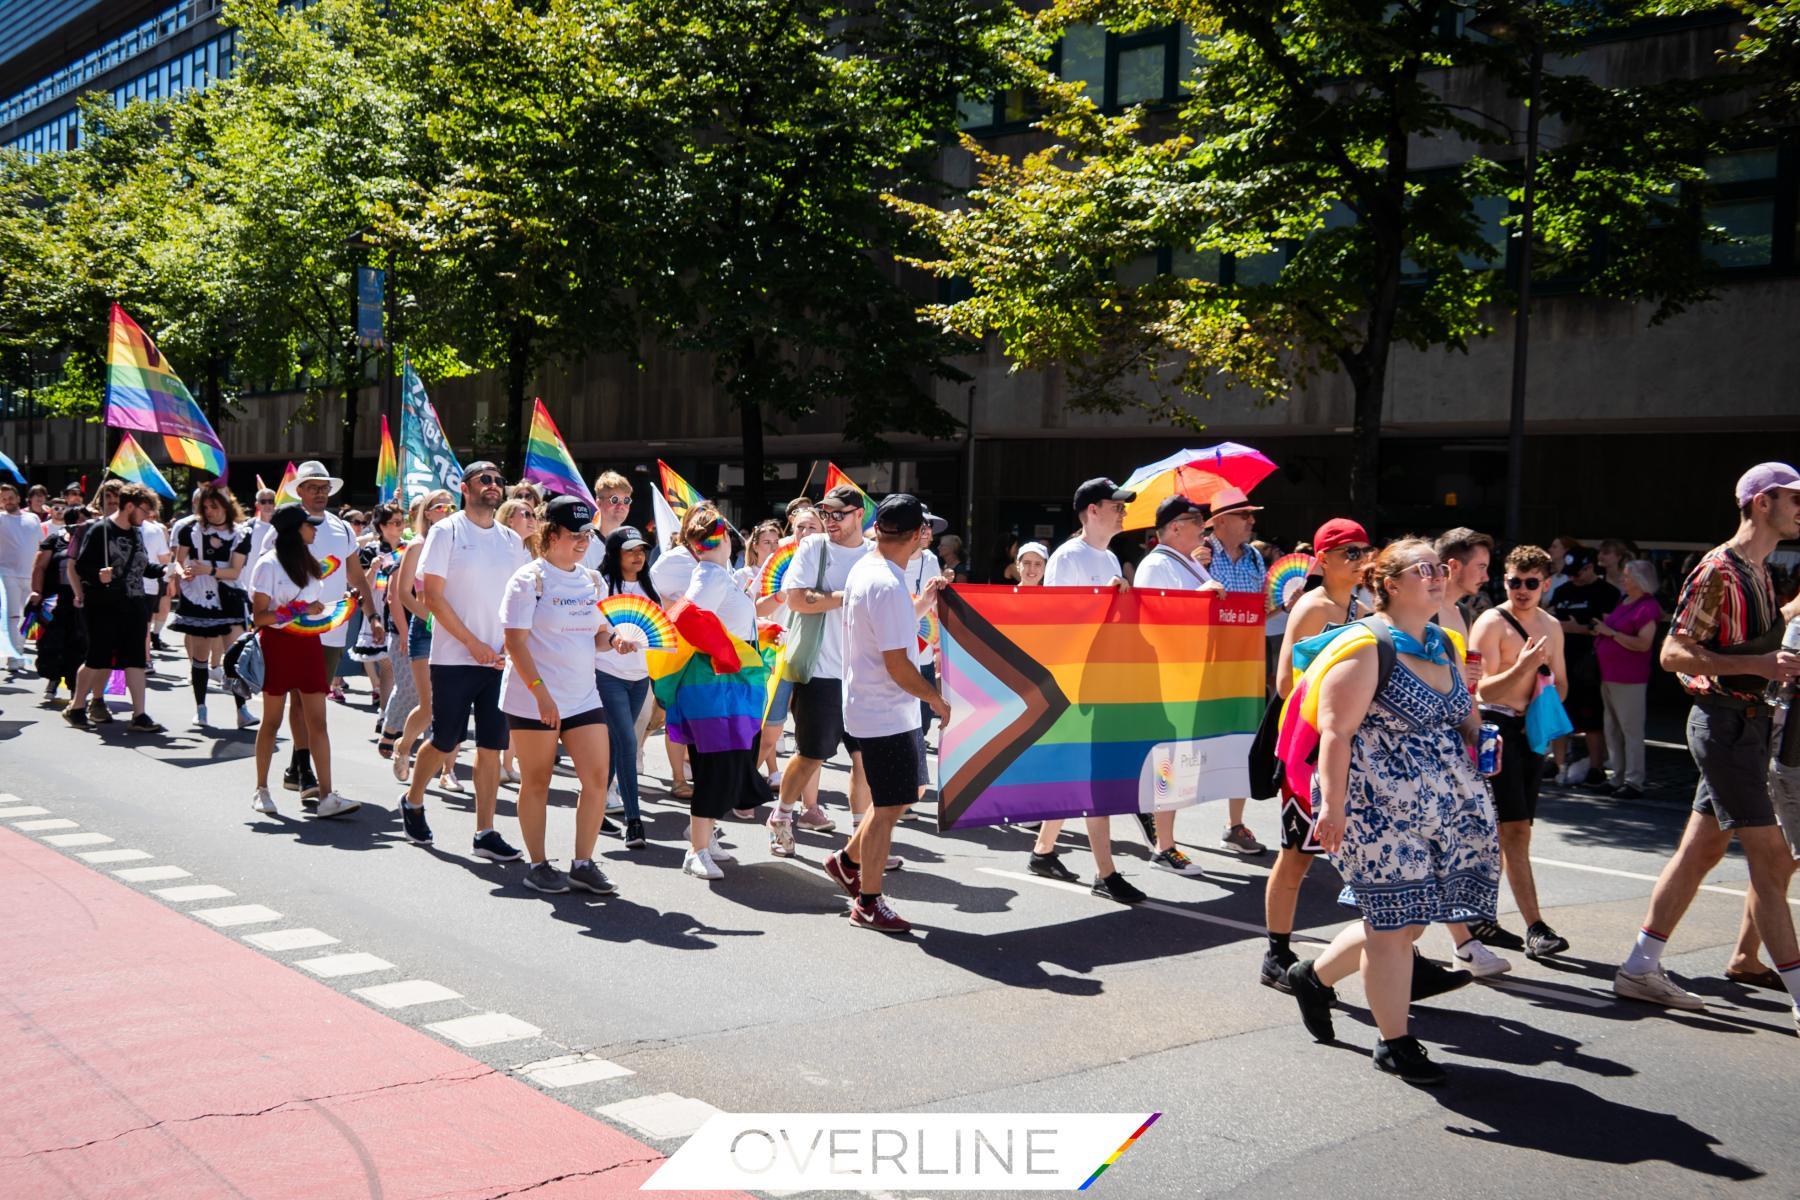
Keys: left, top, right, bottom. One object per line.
{"left": 65, "top": 482, "right": 165, "bottom": 732}
{"left": 1547, "top": 547, "right": 1621, "bottom": 787}
{"left": 27, "top": 505, "right": 91, "bottom": 704}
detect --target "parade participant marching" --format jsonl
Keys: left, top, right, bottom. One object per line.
{"left": 64, "top": 483, "right": 164, "bottom": 732}
{"left": 1203, "top": 486, "right": 1268, "bottom": 855}
{"left": 501, "top": 496, "right": 630, "bottom": 895}
{"left": 824, "top": 495, "right": 951, "bottom": 932}
{"left": 349, "top": 504, "right": 406, "bottom": 726}
{"left": 1284, "top": 541, "right": 1500, "bottom": 1085}
{"left": 169, "top": 484, "right": 253, "bottom": 729}
{"left": 0, "top": 481, "right": 44, "bottom": 674}
{"left": 1027, "top": 477, "right": 1145, "bottom": 905}
{"left": 1128, "top": 495, "right": 1223, "bottom": 875}
{"left": 398, "top": 463, "right": 530, "bottom": 860}
{"left": 905, "top": 507, "right": 949, "bottom": 740}
{"left": 28, "top": 504, "right": 89, "bottom": 704}
{"left": 759, "top": 505, "right": 822, "bottom": 806}
{"left": 650, "top": 499, "right": 699, "bottom": 801}
{"left": 247, "top": 504, "right": 358, "bottom": 818}
{"left": 1614, "top": 464, "right": 1800, "bottom": 1027}
{"left": 1469, "top": 544, "right": 1571, "bottom": 958}
{"left": 385, "top": 490, "right": 455, "bottom": 782}
{"left": 580, "top": 470, "right": 636, "bottom": 570}
{"left": 597, "top": 524, "right": 659, "bottom": 849}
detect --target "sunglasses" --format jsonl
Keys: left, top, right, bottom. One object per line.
{"left": 1405, "top": 562, "right": 1452, "bottom": 580}
{"left": 1329, "top": 545, "right": 1371, "bottom": 562}
{"left": 1505, "top": 576, "right": 1543, "bottom": 591}
{"left": 469, "top": 473, "right": 505, "bottom": 487}
{"left": 819, "top": 508, "right": 856, "bottom": 522}
{"left": 427, "top": 501, "right": 454, "bottom": 513}
{"left": 600, "top": 495, "right": 632, "bottom": 507}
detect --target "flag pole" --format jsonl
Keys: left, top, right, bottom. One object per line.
{"left": 799, "top": 459, "right": 820, "bottom": 498}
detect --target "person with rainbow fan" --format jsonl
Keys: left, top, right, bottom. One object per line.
{"left": 596, "top": 522, "right": 661, "bottom": 849}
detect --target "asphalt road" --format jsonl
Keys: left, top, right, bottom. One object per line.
{"left": 2, "top": 655, "right": 1796, "bottom": 1200}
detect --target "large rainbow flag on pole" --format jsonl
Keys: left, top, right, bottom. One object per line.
{"left": 823, "top": 462, "right": 877, "bottom": 532}
{"left": 934, "top": 586, "right": 1266, "bottom": 830}
{"left": 104, "top": 304, "right": 227, "bottom": 478}
{"left": 522, "top": 398, "right": 595, "bottom": 506}
{"left": 105, "top": 432, "right": 177, "bottom": 500}
{"left": 376, "top": 415, "right": 399, "bottom": 504}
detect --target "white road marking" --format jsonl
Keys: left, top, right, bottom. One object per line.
{"left": 0, "top": 794, "right": 26, "bottom": 805}
{"left": 296, "top": 952, "right": 395, "bottom": 978}
{"left": 152, "top": 884, "right": 237, "bottom": 902}
{"left": 979, "top": 868, "right": 1331, "bottom": 943}
{"left": 517, "top": 1053, "right": 635, "bottom": 1089}
{"left": 425, "top": 1012, "right": 543, "bottom": 1048}
{"left": 13, "top": 818, "right": 78, "bottom": 831}
{"left": 242, "top": 928, "right": 340, "bottom": 952}
{"left": 1530, "top": 856, "right": 1800, "bottom": 908}
{"left": 193, "top": 904, "right": 283, "bottom": 927}
{"left": 0, "top": 805, "right": 51, "bottom": 818}
{"left": 113, "top": 865, "right": 191, "bottom": 882}
{"left": 596, "top": 1093, "right": 720, "bottom": 1140}
{"left": 42, "top": 832, "right": 113, "bottom": 847}
{"left": 78, "top": 848, "right": 152, "bottom": 863}
{"left": 353, "top": 980, "right": 462, "bottom": 1009}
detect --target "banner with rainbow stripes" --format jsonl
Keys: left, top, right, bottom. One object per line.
{"left": 104, "top": 304, "right": 227, "bottom": 478}
{"left": 935, "top": 586, "right": 1265, "bottom": 830}
{"left": 522, "top": 398, "right": 595, "bottom": 506}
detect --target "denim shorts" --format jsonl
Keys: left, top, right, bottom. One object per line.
{"left": 1689, "top": 702, "right": 1776, "bottom": 831}
{"left": 408, "top": 614, "right": 433, "bottom": 659}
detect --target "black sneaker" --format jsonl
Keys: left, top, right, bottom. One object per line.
{"left": 125, "top": 713, "right": 163, "bottom": 734}
{"left": 624, "top": 818, "right": 647, "bottom": 849}
{"left": 522, "top": 862, "right": 570, "bottom": 893}
{"left": 1132, "top": 812, "right": 1157, "bottom": 849}
{"left": 283, "top": 765, "right": 300, "bottom": 792}
{"left": 62, "top": 703, "right": 89, "bottom": 729}
{"left": 1373, "top": 1035, "right": 1448, "bottom": 1086}
{"left": 399, "top": 798, "right": 433, "bottom": 845}
{"left": 568, "top": 861, "right": 618, "bottom": 895}
{"left": 1260, "top": 947, "right": 1299, "bottom": 993}
{"left": 1525, "top": 921, "right": 1570, "bottom": 960}
{"left": 601, "top": 816, "right": 623, "bottom": 837}
{"left": 1091, "top": 872, "right": 1146, "bottom": 905}
{"left": 1286, "top": 960, "right": 1336, "bottom": 1042}
{"left": 151, "top": 633, "right": 168, "bottom": 651}
{"left": 1578, "top": 770, "right": 1612, "bottom": 792}
{"left": 1464, "top": 919, "right": 1525, "bottom": 951}
{"left": 298, "top": 766, "right": 320, "bottom": 803}
{"left": 1410, "top": 951, "right": 1474, "bottom": 1001}
{"left": 1027, "top": 850, "right": 1080, "bottom": 882}
{"left": 1611, "top": 784, "right": 1645, "bottom": 800}
{"left": 472, "top": 829, "right": 523, "bottom": 862}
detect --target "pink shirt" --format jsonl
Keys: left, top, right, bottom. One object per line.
{"left": 1595, "top": 595, "right": 1661, "bottom": 685}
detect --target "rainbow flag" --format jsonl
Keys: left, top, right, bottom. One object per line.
{"left": 104, "top": 304, "right": 227, "bottom": 477}
{"left": 824, "top": 462, "right": 876, "bottom": 532}
{"left": 106, "top": 432, "right": 177, "bottom": 500}
{"left": 935, "top": 586, "right": 1265, "bottom": 829}
{"left": 273, "top": 461, "right": 299, "bottom": 505}
{"left": 646, "top": 602, "right": 768, "bottom": 754}
{"left": 376, "top": 414, "right": 399, "bottom": 504}
{"left": 657, "top": 459, "right": 704, "bottom": 523}
{"left": 522, "top": 398, "right": 595, "bottom": 506}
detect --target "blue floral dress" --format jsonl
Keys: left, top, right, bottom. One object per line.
{"left": 1315, "top": 655, "right": 1500, "bottom": 932}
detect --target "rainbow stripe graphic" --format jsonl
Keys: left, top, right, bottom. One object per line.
{"left": 104, "top": 303, "right": 227, "bottom": 477}
{"left": 1265, "top": 552, "right": 1315, "bottom": 615}
{"left": 917, "top": 607, "right": 940, "bottom": 649}
{"left": 106, "top": 432, "right": 177, "bottom": 500}
{"left": 317, "top": 555, "right": 343, "bottom": 579}
{"left": 658, "top": 459, "right": 704, "bottom": 522}
{"left": 273, "top": 461, "right": 299, "bottom": 505}
{"left": 936, "top": 587, "right": 1265, "bottom": 829}
{"left": 1078, "top": 1113, "right": 1161, "bottom": 1190}
{"left": 522, "top": 398, "right": 596, "bottom": 506}
{"left": 286, "top": 595, "right": 354, "bottom": 636}
{"left": 758, "top": 540, "right": 797, "bottom": 597}
{"left": 376, "top": 415, "right": 400, "bottom": 504}
{"left": 600, "top": 593, "right": 676, "bottom": 649}
{"left": 693, "top": 517, "right": 727, "bottom": 553}
{"left": 824, "top": 462, "right": 877, "bottom": 532}
{"left": 646, "top": 603, "right": 768, "bottom": 754}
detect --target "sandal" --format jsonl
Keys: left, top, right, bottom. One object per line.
{"left": 1724, "top": 966, "right": 1785, "bottom": 991}
{"left": 671, "top": 783, "right": 694, "bottom": 801}
{"left": 377, "top": 734, "right": 397, "bottom": 760}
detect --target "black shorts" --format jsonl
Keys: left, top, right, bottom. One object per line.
{"left": 1689, "top": 702, "right": 1776, "bottom": 830}
{"left": 82, "top": 596, "right": 149, "bottom": 671}
{"left": 429, "top": 664, "right": 507, "bottom": 752}
{"left": 854, "top": 728, "right": 928, "bottom": 808}
{"left": 1483, "top": 707, "right": 1541, "bottom": 824}
{"left": 790, "top": 676, "right": 846, "bottom": 761}
{"left": 506, "top": 705, "right": 608, "bottom": 734}
{"left": 1279, "top": 791, "right": 1322, "bottom": 854}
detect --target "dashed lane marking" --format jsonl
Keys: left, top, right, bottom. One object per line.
{"left": 152, "top": 884, "right": 237, "bottom": 902}
{"left": 114, "top": 865, "right": 192, "bottom": 882}
{"left": 78, "top": 848, "right": 151, "bottom": 863}
{"left": 42, "top": 832, "right": 113, "bottom": 847}
{"left": 425, "top": 1012, "right": 542, "bottom": 1048}
{"left": 242, "top": 927, "right": 340, "bottom": 951}
{"left": 13, "top": 818, "right": 78, "bottom": 831}
{"left": 596, "top": 1093, "right": 720, "bottom": 1140}
{"left": 518, "top": 1054, "right": 636, "bottom": 1089}
{"left": 354, "top": 980, "right": 464, "bottom": 1009}
{"left": 979, "top": 868, "right": 1331, "bottom": 943}
{"left": 1530, "top": 855, "right": 1800, "bottom": 909}
{"left": 296, "top": 952, "right": 396, "bottom": 979}
{"left": 193, "top": 904, "right": 283, "bottom": 927}
{"left": 0, "top": 806, "right": 52, "bottom": 818}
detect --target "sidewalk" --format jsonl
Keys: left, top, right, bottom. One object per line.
{"left": 0, "top": 826, "right": 727, "bottom": 1200}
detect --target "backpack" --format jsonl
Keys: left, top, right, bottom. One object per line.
{"left": 222, "top": 627, "right": 263, "bottom": 697}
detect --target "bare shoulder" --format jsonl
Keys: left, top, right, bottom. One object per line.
{"left": 1290, "top": 589, "right": 1339, "bottom": 637}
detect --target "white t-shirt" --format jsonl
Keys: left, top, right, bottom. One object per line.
{"left": 244, "top": 519, "right": 276, "bottom": 573}
{"left": 418, "top": 512, "right": 530, "bottom": 666}
{"left": 903, "top": 549, "right": 943, "bottom": 666}
{"left": 649, "top": 543, "right": 696, "bottom": 600}
{"left": 1045, "top": 538, "right": 1121, "bottom": 587}
{"left": 785, "top": 534, "right": 870, "bottom": 679}
{"left": 1133, "top": 544, "right": 1215, "bottom": 592}
{"left": 842, "top": 552, "right": 922, "bottom": 738}
{"left": 685, "top": 559, "right": 756, "bottom": 643}
{"left": 595, "top": 579, "right": 651, "bottom": 682}
{"left": 307, "top": 510, "right": 360, "bottom": 648}
{"left": 498, "top": 560, "right": 606, "bottom": 720}
{"left": 0, "top": 510, "right": 43, "bottom": 576}
{"left": 248, "top": 550, "right": 323, "bottom": 613}
{"left": 139, "top": 520, "right": 169, "bottom": 596}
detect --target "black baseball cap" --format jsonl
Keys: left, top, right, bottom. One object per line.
{"left": 875, "top": 493, "right": 927, "bottom": 535}
{"left": 271, "top": 502, "right": 325, "bottom": 533}
{"left": 1073, "top": 477, "right": 1136, "bottom": 511}
{"left": 1155, "top": 495, "right": 1208, "bottom": 528}
{"left": 1567, "top": 547, "right": 1597, "bottom": 571}
{"left": 462, "top": 461, "right": 502, "bottom": 483}
{"left": 544, "top": 494, "right": 598, "bottom": 534}
{"left": 822, "top": 483, "right": 865, "bottom": 512}
{"left": 613, "top": 524, "right": 649, "bottom": 550}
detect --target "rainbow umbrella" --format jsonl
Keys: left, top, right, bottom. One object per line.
{"left": 1119, "top": 442, "right": 1277, "bottom": 532}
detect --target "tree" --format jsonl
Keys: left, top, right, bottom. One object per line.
{"left": 893, "top": 0, "right": 1730, "bottom": 527}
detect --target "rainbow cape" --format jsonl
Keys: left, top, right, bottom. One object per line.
{"left": 522, "top": 398, "right": 595, "bottom": 506}
{"left": 657, "top": 459, "right": 704, "bottom": 523}
{"left": 106, "top": 432, "right": 177, "bottom": 500}
{"left": 376, "top": 415, "right": 399, "bottom": 504}
{"left": 823, "top": 462, "right": 876, "bottom": 532}
{"left": 104, "top": 304, "right": 227, "bottom": 477}
{"left": 936, "top": 586, "right": 1265, "bottom": 829}
{"left": 646, "top": 601, "right": 767, "bottom": 754}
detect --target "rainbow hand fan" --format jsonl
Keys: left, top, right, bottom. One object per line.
{"left": 287, "top": 595, "right": 354, "bottom": 635}
{"left": 917, "top": 608, "right": 940, "bottom": 648}
{"left": 758, "top": 540, "right": 798, "bottom": 598}
{"left": 1265, "top": 553, "right": 1315, "bottom": 614}
{"left": 600, "top": 593, "right": 676, "bottom": 649}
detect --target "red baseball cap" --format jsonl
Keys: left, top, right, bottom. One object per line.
{"left": 1313, "top": 518, "right": 1371, "bottom": 554}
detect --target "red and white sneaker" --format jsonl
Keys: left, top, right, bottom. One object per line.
{"left": 767, "top": 812, "right": 796, "bottom": 858}
{"left": 824, "top": 852, "right": 861, "bottom": 899}
{"left": 849, "top": 896, "right": 912, "bottom": 934}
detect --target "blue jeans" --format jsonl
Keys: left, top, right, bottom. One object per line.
{"left": 919, "top": 661, "right": 938, "bottom": 733}
{"left": 596, "top": 672, "right": 650, "bottom": 822}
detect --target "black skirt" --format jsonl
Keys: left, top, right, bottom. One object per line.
{"left": 688, "top": 746, "right": 774, "bottom": 819}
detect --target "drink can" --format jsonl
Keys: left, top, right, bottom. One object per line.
{"left": 1463, "top": 650, "right": 1482, "bottom": 694}
{"left": 1478, "top": 723, "right": 1501, "bottom": 776}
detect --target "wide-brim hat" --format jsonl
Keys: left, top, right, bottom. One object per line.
{"left": 291, "top": 460, "right": 343, "bottom": 497}
{"left": 1206, "top": 486, "right": 1262, "bottom": 521}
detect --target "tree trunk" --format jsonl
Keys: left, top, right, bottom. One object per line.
{"left": 504, "top": 316, "right": 530, "bottom": 480}
{"left": 1347, "top": 366, "right": 1384, "bottom": 534}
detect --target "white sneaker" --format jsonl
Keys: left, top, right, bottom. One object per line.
{"left": 768, "top": 768, "right": 784, "bottom": 790}
{"left": 193, "top": 704, "right": 209, "bottom": 728}
{"left": 1613, "top": 966, "right": 1706, "bottom": 1011}
{"left": 439, "top": 773, "right": 464, "bottom": 793}
{"left": 683, "top": 848, "right": 723, "bottom": 880}
{"left": 606, "top": 781, "right": 624, "bottom": 813}
{"left": 251, "top": 787, "right": 278, "bottom": 815}
{"left": 708, "top": 830, "right": 735, "bottom": 862}
{"left": 1455, "top": 940, "right": 1513, "bottom": 978}
{"left": 500, "top": 766, "right": 520, "bottom": 787}
{"left": 313, "top": 791, "right": 361, "bottom": 819}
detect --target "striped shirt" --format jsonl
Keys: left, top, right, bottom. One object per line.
{"left": 1669, "top": 544, "right": 1778, "bottom": 701}
{"left": 1205, "top": 535, "right": 1266, "bottom": 594}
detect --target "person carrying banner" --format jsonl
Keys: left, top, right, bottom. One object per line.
{"left": 1201, "top": 486, "right": 1268, "bottom": 856}
{"left": 64, "top": 483, "right": 164, "bottom": 732}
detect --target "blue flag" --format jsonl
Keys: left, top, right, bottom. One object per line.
{"left": 398, "top": 356, "right": 463, "bottom": 505}
{"left": 0, "top": 449, "right": 22, "bottom": 483}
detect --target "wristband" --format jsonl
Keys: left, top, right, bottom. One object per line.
{"left": 528, "top": 678, "right": 544, "bottom": 690}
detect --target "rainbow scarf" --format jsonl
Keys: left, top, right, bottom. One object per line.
{"left": 106, "top": 432, "right": 177, "bottom": 500}
{"left": 824, "top": 462, "right": 877, "bottom": 532}
{"left": 647, "top": 601, "right": 767, "bottom": 754}
{"left": 376, "top": 415, "right": 400, "bottom": 504}
{"left": 657, "top": 459, "right": 704, "bottom": 522}
{"left": 522, "top": 398, "right": 596, "bottom": 506}
{"left": 104, "top": 303, "right": 227, "bottom": 477}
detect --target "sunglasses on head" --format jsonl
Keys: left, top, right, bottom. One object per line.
{"left": 1506, "top": 576, "right": 1543, "bottom": 591}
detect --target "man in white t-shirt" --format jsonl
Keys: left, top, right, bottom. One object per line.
{"left": 244, "top": 488, "right": 278, "bottom": 570}
{"left": 580, "top": 470, "right": 635, "bottom": 570}
{"left": 0, "top": 481, "right": 44, "bottom": 671}
{"left": 398, "top": 460, "right": 531, "bottom": 861}
{"left": 822, "top": 495, "right": 951, "bottom": 933}
{"left": 283, "top": 461, "right": 382, "bottom": 804}
{"left": 767, "top": 483, "right": 873, "bottom": 856}
{"left": 905, "top": 507, "right": 948, "bottom": 739}
{"left": 1031, "top": 477, "right": 1147, "bottom": 905}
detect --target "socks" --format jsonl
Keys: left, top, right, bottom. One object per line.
{"left": 190, "top": 663, "right": 208, "bottom": 704}
{"left": 572, "top": 858, "right": 593, "bottom": 870}
{"left": 857, "top": 892, "right": 880, "bottom": 911}
{"left": 1269, "top": 932, "right": 1291, "bottom": 956}
{"left": 838, "top": 849, "right": 859, "bottom": 871}
{"left": 1777, "top": 960, "right": 1800, "bottom": 1011}
{"left": 1622, "top": 927, "right": 1668, "bottom": 975}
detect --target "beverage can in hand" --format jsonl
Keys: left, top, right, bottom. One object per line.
{"left": 1478, "top": 723, "right": 1501, "bottom": 776}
